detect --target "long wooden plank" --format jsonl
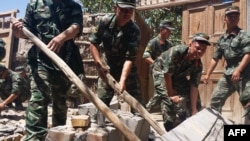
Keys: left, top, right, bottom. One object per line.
{"left": 10, "top": 18, "right": 140, "bottom": 141}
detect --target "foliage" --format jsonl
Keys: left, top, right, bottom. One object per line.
{"left": 138, "top": 6, "right": 183, "bottom": 46}
{"left": 79, "top": 0, "right": 182, "bottom": 45}
{"left": 80, "top": 0, "right": 114, "bottom": 13}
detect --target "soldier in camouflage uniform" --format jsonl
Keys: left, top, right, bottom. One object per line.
{"left": 203, "top": 6, "right": 250, "bottom": 117}
{"left": 143, "top": 20, "right": 174, "bottom": 112}
{"left": 0, "top": 39, "right": 30, "bottom": 111}
{"left": 89, "top": 0, "right": 144, "bottom": 109}
{"left": 143, "top": 20, "right": 174, "bottom": 64}
{"left": 147, "top": 33, "right": 211, "bottom": 131}
{"left": 12, "top": 0, "right": 84, "bottom": 140}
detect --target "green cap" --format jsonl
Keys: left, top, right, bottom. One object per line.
{"left": 159, "top": 20, "right": 175, "bottom": 30}
{"left": 225, "top": 6, "right": 240, "bottom": 15}
{"left": 115, "top": 0, "right": 136, "bottom": 9}
{"left": 192, "top": 33, "right": 211, "bottom": 45}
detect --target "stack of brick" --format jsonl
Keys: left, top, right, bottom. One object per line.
{"left": 45, "top": 100, "right": 150, "bottom": 141}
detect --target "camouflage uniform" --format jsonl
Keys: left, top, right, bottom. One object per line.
{"left": 89, "top": 14, "right": 143, "bottom": 107}
{"left": 143, "top": 35, "right": 173, "bottom": 60}
{"left": 146, "top": 45, "right": 202, "bottom": 130}
{"left": 210, "top": 27, "right": 250, "bottom": 112}
{"left": 0, "top": 65, "right": 30, "bottom": 108}
{"left": 22, "top": 0, "right": 83, "bottom": 140}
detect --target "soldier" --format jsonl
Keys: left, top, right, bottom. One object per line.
{"left": 12, "top": 0, "right": 84, "bottom": 140}
{"left": 203, "top": 6, "right": 250, "bottom": 117}
{"left": 89, "top": 0, "right": 144, "bottom": 111}
{"left": 143, "top": 20, "right": 174, "bottom": 64}
{"left": 143, "top": 20, "right": 174, "bottom": 111}
{"left": 147, "top": 33, "right": 211, "bottom": 131}
{"left": 0, "top": 39, "right": 30, "bottom": 111}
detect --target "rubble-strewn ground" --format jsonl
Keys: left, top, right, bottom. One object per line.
{"left": 0, "top": 99, "right": 164, "bottom": 141}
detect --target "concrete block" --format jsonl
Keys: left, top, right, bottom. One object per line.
{"left": 74, "top": 131, "right": 88, "bottom": 141}
{"left": 71, "top": 115, "right": 90, "bottom": 128}
{"left": 87, "top": 127, "right": 108, "bottom": 141}
{"left": 105, "top": 126, "right": 123, "bottom": 141}
{"left": 119, "top": 101, "right": 131, "bottom": 112}
{"left": 109, "top": 96, "right": 119, "bottom": 110}
{"left": 47, "top": 126, "right": 76, "bottom": 141}
{"left": 117, "top": 111, "right": 150, "bottom": 141}
{"left": 78, "top": 103, "right": 97, "bottom": 119}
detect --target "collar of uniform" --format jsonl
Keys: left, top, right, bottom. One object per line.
{"left": 224, "top": 26, "right": 241, "bottom": 38}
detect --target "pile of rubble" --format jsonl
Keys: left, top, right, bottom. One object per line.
{"left": 0, "top": 97, "right": 151, "bottom": 141}
{"left": 0, "top": 109, "right": 25, "bottom": 140}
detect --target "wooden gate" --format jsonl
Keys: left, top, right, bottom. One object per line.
{"left": 182, "top": 0, "right": 247, "bottom": 123}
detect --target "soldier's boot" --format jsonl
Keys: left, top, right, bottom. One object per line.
{"left": 164, "top": 121, "right": 174, "bottom": 132}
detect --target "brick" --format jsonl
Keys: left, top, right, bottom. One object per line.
{"left": 2, "top": 134, "right": 22, "bottom": 141}
{"left": 71, "top": 115, "right": 90, "bottom": 128}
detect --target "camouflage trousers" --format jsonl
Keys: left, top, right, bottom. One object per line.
{"left": 146, "top": 71, "right": 201, "bottom": 131}
{"left": 23, "top": 63, "right": 71, "bottom": 141}
{"left": 210, "top": 75, "right": 250, "bottom": 113}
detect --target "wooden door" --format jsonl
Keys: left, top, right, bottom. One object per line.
{"left": 182, "top": 1, "right": 246, "bottom": 123}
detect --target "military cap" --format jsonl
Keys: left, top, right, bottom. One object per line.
{"left": 0, "top": 39, "right": 6, "bottom": 61}
{"left": 225, "top": 6, "right": 240, "bottom": 15}
{"left": 159, "top": 20, "right": 175, "bottom": 30}
{"left": 192, "top": 32, "right": 211, "bottom": 45}
{"left": 115, "top": 0, "right": 136, "bottom": 9}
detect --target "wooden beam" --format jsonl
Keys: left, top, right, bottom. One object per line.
{"left": 136, "top": 0, "right": 208, "bottom": 11}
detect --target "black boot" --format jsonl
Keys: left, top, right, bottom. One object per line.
{"left": 164, "top": 121, "right": 174, "bottom": 131}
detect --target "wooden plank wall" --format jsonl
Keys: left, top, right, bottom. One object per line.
{"left": 0, "top": 10, "right": 18, "bottom": 68}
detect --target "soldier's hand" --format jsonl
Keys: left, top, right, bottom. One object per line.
{"left": 202, "top": 75, "right": 209, "bottom": 84}
{"left": 12, "top": 19, "right": 24, "bottom": 38}
{"left": 231, "top": 70, "right": 241, "bottom": 82}
{"left": 171, "top": 96, "right": 181, "bottom": 103}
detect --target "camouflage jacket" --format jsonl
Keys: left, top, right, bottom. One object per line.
{"left": 213, "top": 27, "right": 250, "bottom": 76}
{"left": 89, "top": 14, "right": 141, "bottom": 72}
{"left": 0, "top": 65, "right": 30, "bottom": 101}
{"left": 153, "top": 45, "right": 202, "bottom": 87}
{"left": 143, "top": 35, "right": 173, "bottom": 60}
{"left": 23, "top": 0, "right": 83, "bottom": 73}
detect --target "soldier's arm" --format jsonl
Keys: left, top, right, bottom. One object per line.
{"left": 232, "top": 53, "right": 250, "bottom": 81}
{"left": 0, "top": 94, "right": 18, "bottom": 110}
{"left": 47, "top": 24, "right": 81, "bottom": 53}
{"left": 190, "top": 85, "right": 199, "bottom": 115}
{"left": 164, "top": 73, "right": 174, "bottom": 97}
{"left": 119, "top": 60, "right": 133, "bottom": 92}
